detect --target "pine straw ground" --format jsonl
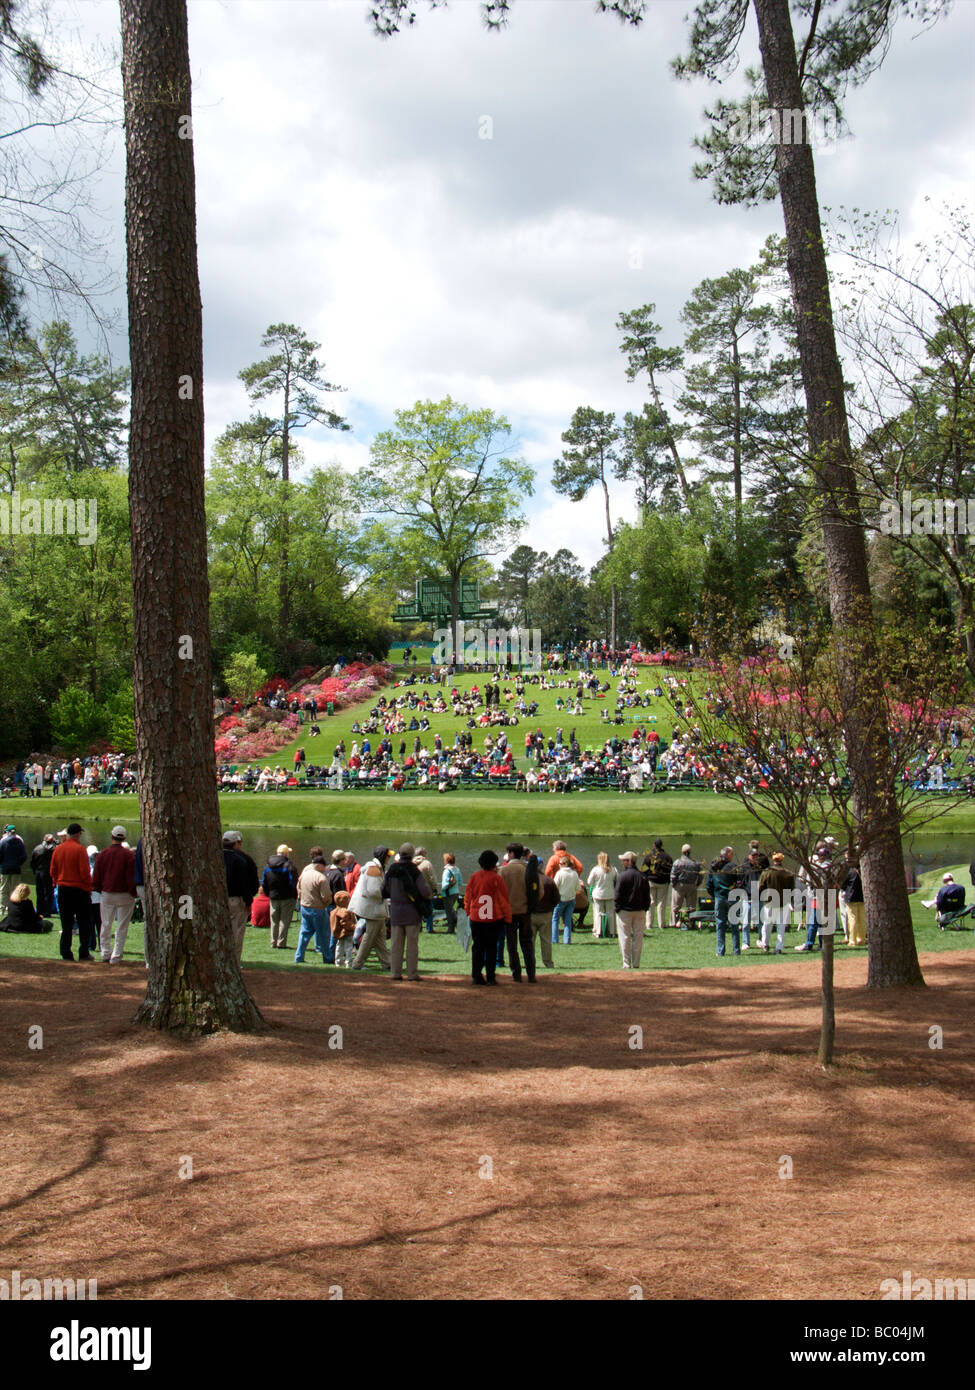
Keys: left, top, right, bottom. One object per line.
{"left": 2, "top": 953, "right": 973, "bottom": 1301}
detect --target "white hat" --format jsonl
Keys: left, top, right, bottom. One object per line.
{"left": 111, "top": 824, "right": 127, "bottom": 839}
{"left": 943, "top": 873, "right": 954, "bottom": 883}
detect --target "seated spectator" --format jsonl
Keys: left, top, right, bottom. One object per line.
{"left": 935, "top": 873, "right": 965, "bottom": 917}
{"left": 1, "top": 881, "right": 52, "bottom": 933}
{"left": 250, "top": 889, "right": 271, "bottom": 930}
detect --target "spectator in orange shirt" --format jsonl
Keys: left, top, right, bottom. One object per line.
{"left": 544, "top": 839, "right": 583, "bottom": 880}
{"left": 463, "top": 849, "right": 511, "bottom": 986}
{"left": 50, "top": 822, "right": 93, "bottom": 962}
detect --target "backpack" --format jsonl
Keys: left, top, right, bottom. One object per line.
{"left": 263, "top": 864, "right": 294, "bottom": 897}
{"left": 536, "top": 874, "right": 559, "bottom": 913}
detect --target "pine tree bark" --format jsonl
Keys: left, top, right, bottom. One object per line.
{"left": 121, "top": 0, "right": 264, "bottom": 1032}
{"left": 752, "top": 0, "right": 923, "bottom": 987}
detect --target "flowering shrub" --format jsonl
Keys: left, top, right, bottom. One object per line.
{"left": 255, "top": 676, "right": 288, "bottom": 699}
{"left": 215, "top": 659, "right": 395, "bottom": 763}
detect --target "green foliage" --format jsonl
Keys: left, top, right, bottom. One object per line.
{"left": 223, "top": 652, "right": 268, "bottom": 705}
{"left": 50, "top": 683, "right": 108, "bottom": 749}
{"left": 0, "top": 321, "right": 129, "bottom": 485}
{"left": 362, "top": 397, "right": 533, "bottom": 634}
{"left": 105, "top": 681, "right": 136, "bottom": 754}
{"left": 237, "top": 322, "right": 349, "bottom": 460}
{"left": 670, "top": 0, "right": 950, "bottom": 207}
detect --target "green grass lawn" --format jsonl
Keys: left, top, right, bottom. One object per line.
{"left": 17, "top": 660, "right": 975, "bottom": 835}
{"left": 15, "top": 785, "right": 975, "bottom": 838}
{"left": 262, "top": 656, "right": 678, "bottom": 774}
{"left": 4, "top": 889, "right": 971, "bottom": 974}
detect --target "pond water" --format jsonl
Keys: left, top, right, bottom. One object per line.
{"left": 6, "top": 814, "right": 974, "bottom": 887}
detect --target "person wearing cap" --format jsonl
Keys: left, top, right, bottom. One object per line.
{"left": 412, "top": 847, "right": 438, "bottom": 934}
{"left": 224, "top": 830, "right": 259, "bottom": 960}
{"left": 0, "top": 824, "right": 27, "bottom": 917}
{"left": 50, "top": 822, "right": 93, "bottom": 961}
{"left": 614, "top": 852, "right": 650, "bottom": 968}
{"left": 348, "top": 847, "right": 392, "bottom": 971}
{"left": 670, "top": 844, "right": 702, "bottom": 928}
{"left": 92, "top": 827, "right": 137, "bottom": 963}
{"left": 294, "top": 846, "right": 335, "bottom": 964}
{"left": 382, "top": 842, "right": 433, "bottom": 981}
{"left": 262, "top": 844, "right": 299, "bottom": 949}
{"left": 464, "top": 849, "right": 512, "bottom": 985}
{"left": 758, "top": 853, "right": 795, "bottom": 953}
{"left": 30, "top": 832, "right": 58, "bottom": 917}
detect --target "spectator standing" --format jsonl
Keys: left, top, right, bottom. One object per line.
{"left": 262, "top": 844, "right": 299, "bottom": 950}
{"left": 464, "top": 848, "right": 512, "bottom": 985}
{"left": 413, "top": 846, "right": 439, "bottom": 934}
{"left": 670, "top": 844, "right": 701, "bottom": 928}
{"left": 499, "top": 842, "right": 535, "bottom": 982}
{"left": 50, "top": 822, "right": 93, "bottom": 962}
{"left": 525, "top": 853, "right": 556, "bottom": 968}
{"left": 841, "top": 854, "right": 866, "bottom": 948}
{"left": 349, "top": 846, "right": 393, "bottom": 971}
{"left": 708, "top": 847, "right": 742, "bottom": 958}
{"left": 758, "top": 853, "right": 795, "bottom": 953}
{"left": 614, "top": 851, "right": 650, "bottom": 968}
{"left": 223, "top": 830, "right": 259, "bottom": 961}
{"left": 330, "top": 890, "right": 357, "bottom": 967}
{"left": 92, "top": 826, "right": 137, "bottom": 963}
{"left": 383, "top": 842, "right": 432, "bottom": 981}
{"left": 0, "top": 824, "right": 27, "bottom": 917}
{"left": 30, "top": 833, "right": 57, "bottom": 916}
{"left": 642, "top": 839, "right": 673, "bottom": 932}
{"left": 552, "top": 856, "right": 581, "bottom": 945}
{"left": 441, "top": 852, "right": 464, "bottom": 935}
{"left": 294, "top": 847, "right": 334, "bottom": 964}
{"left": 588, "top": 852, "right": 617, "bottom": 937}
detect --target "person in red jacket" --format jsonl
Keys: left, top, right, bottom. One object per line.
{"left": 463, "top": 849, "right": 512, "bottom": 986}
{"left": 92, "top": 825, "right": 137, "bottom": 963}
{"left": 50, "top": 821, "right": 93, "bottom": 962}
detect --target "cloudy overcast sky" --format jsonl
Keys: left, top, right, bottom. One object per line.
{"left": 41, "top": 0, "right": 975, "bottom": 567}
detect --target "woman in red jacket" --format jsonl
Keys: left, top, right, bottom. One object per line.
{"left": 463, "top": 849, "right": 511, "bottom": 986}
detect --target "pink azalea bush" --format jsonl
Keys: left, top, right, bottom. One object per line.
{"left": 215, "top": 660, "right": 394, "bottom": 764}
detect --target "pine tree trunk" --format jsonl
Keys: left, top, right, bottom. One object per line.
{"left": 648, "top": 369, "right": 692, "bottom": 503}
{"left": 279, "top": 377, "right": 291, "bottom": 632}
{"left": 121, "top": 0, "right": 265, "bottom": 1033}
{"left": 451, "top": 571, "right": 460, "bottom": 670}
{"left": 602, "top": 476, "right": 617, "bottom": 651}
{"left": 819, "top": 934, "right": 835, "bottom": 1066}
{"left": 753, "top": 0, "right": 923, "bottom": 988}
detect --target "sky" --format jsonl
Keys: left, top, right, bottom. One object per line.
{"left": 26, "top": 0, "right": 975, "bottom": 569}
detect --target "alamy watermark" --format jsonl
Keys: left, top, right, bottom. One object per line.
{"left": 725, "top": 100, "right": 839, "bottom": 153}
{"left": 1, "top": 1268, "right": 97, "bottom": 1300}
{"left": 432, "top": 622, "right": 543, "bottom": 670}
{"left": 878, "top": 493, "right": 975, "bottom": 537}
{"left": 880, "top": 1269, "right": 975, "bottom": 1300}
{"left": 0, "top": 492, "right": 97, "bottom": 546}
